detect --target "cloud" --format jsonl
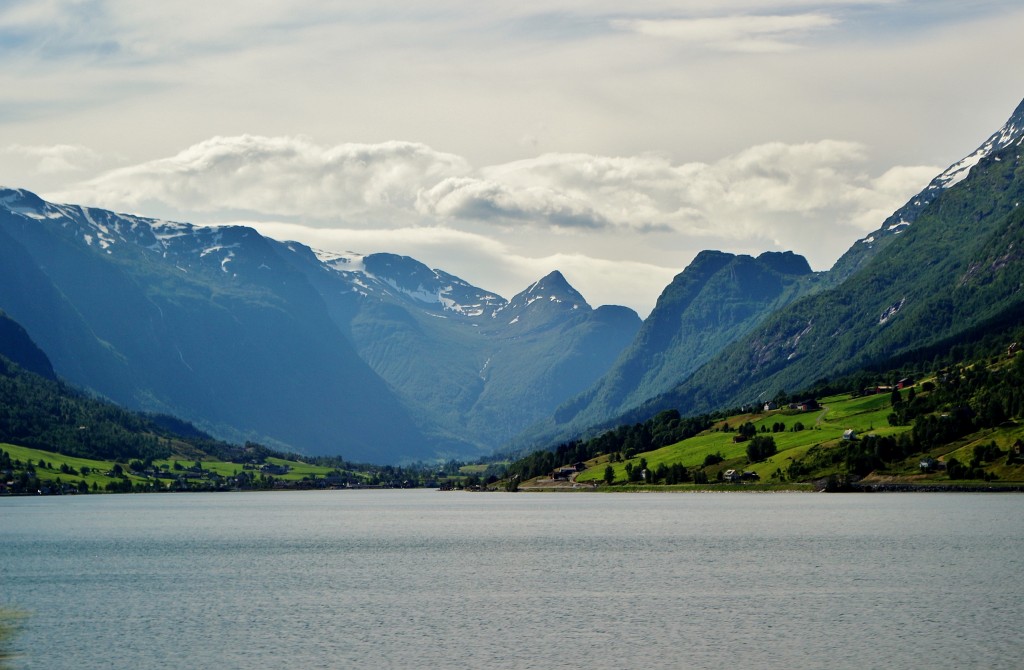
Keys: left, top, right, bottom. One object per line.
{"left": 53, "top": 133, "right": 939, "bottom": 259}
{"left": 58, "top": 135, "right": 471, "bottom": 223}
{"left": 615, "top": 13, "right": 840, "bottom": 52}
{"left": 2, "top": 143, "right": 103, "bottom": 174}
{"left": 415, "top": 176, "right": 611, "bottom": 229}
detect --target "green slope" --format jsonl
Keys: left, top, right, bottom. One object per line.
{"left": 640, "top": 137, "right": 1024, "bottom": 423}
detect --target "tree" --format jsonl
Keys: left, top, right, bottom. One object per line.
{"left": 738, "top": 422, "right": 757, "bottom": 439}
{"left": 746, "top": 435, "right": 777, "bottom": 462}
{"left": 702, "top": 452, "right": 723, "bottom": 467}
{"left": 603, "top": 465, "right": 615, "bottom": 485}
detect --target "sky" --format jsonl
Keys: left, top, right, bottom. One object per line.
{"left": 2, "top": 1, "right": 1023, "bottom": 317}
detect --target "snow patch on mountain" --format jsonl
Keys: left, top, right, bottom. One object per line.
{"left": 845, "top": 98, "right": 1024, "bottom": 261}
{"left": 935, "top": 100, "right": 1023, "bottom": 190}
{"left": 313, "top": 248, "right": 365, "bottom": 273}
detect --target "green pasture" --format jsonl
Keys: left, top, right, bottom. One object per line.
{"left": 939, "top": 424, "right": 1024, "bottom": 482}
{"left": 2, "top": 442, "right": 337, "bottom": 490}
{"left": 577, "top": 392, "right": 911, "bottom": 484}
{"left": 1, "top": 443, "right": 146, "bottom": 489}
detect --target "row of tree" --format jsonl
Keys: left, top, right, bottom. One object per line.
{"left": 502, "top": 409, "right": 719, "bottom": 482}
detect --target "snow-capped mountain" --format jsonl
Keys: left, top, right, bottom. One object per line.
{"left": 494, "top": 271, "right": 588, "bottom": 329}
{"left": 314, "top": 250, "right": 507, "bottom": 319}
{"left": 0, "top": 188, "right": 640, "bottom": 460}
{"left": 832, "top": 97, "right": 1024, "bottom": 281}
{"left": 604, "top": 94, "right": 1024, "bottom": 433}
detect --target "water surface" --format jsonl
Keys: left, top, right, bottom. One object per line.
{"left": 2, "top": 490, "right": 1021, "bottom": 669}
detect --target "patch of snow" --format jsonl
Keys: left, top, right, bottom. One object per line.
{"left": 509, "top": 316, "right": 520, "bottom": 325}
{"left": 879, "top": 297, "right": 906, "bottom": 326}
{"left": 316, "top": 248, "right": 365, "bottom": 273}
{"left": 201, "top": 244, "right": 240, "bottom": 258}
{"left": 933, "top": 115, "right": 1023, "bottom": 191}
{"left": 383, "top": 279, "right": 440, "bottom": 305}
{"left": 151, "top": 220, "right": 195, "bottom": 249}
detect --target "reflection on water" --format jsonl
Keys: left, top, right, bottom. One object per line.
{"left": 1, "top": 490, "right": 1022, "bottom": 669}
{"left": 0, "top": 609, "right": 25, "bottom": 670}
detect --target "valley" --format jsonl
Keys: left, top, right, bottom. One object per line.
{"left": 1, "top": 97, "right": 1024, "bottom": 477}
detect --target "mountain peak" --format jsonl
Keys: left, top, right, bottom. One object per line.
{"left": 931, "top": 95, "right": 1024, "bottom": 191}
{"left": 756, "top": 251, "right": 812, "bottom": 276}
{"left": 523, "top": 270, "right": 587, "bottom": 305}
{"left": 498, "top": 270, "right": 591, "bottom": 324}
{"left": 831, "top": 95, "right": 1024, "bottom": 281}
{"left": 1, "top": 187, "right": 50, "bottom": 217}
{"left": 527, "top": 270, "right": 571, "bottom": 293}
{"left": 348, "top": 252, "right": 505, "bottom": 318}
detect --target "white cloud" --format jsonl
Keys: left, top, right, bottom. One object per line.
{"left": 45, "top": 133, "right": 942, "bottom": 315}
{"left": 2, "top": 143, "right": 103, "bottom": 174}
{"left": 57, "top": 135, "right": 470, "bottom": 223}
{"left": 9, "top": 1, "right": 1019, "bottom": 315}
{"left": 416, "top": 176, "right": 612, "bottom": 229}
{"left": 56, "top": 134, "right": 935, "bottom": 242}
{"left": 615, "top": 13, "right": 840, "bottom": 52}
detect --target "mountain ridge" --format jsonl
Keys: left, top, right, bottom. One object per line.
{"left": 0, "top": 189, "right": 640, "bottom": 460}
{"left": 830, "top": 96, "right": 1024, "bottom": 282}
{"left": 627, "top": 111, "right": 1024, "bottom": 427}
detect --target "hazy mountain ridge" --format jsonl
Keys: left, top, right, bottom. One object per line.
{"left": 0, "top": 192, "right": 432, "bottom": 461}
{"left": 0, "top": 310, "right": 55, "bottom": 381}
{"left": 0, "top": 190, "right": 640, "bottom": 460}
{"left": 515, "top": 249, "right": 823, "bottom": 447}
{"left": 5, "top": 96, "right": 1023, "bottom": 463}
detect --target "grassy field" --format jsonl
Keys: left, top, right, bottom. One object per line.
{"left": 575, "top": 391, "right": 909, "bottom": 485}
{"left": 1, "top": 442, "right": 338, "bottom": 491}
{"left": 568, "top": 388, "right": 1024, "bottom": 488}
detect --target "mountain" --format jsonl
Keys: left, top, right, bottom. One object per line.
{"left": 272, "top": 249, "right": 641, "bottom": 449}
{"left": 628, "top": 96, "right": 1024, "bottom": 422}
{"left": 518, "top": 249, "right": 822, "bottom": 445}
{"left": 831, "top": 96, "right": 1024, "bottom": 282}
{"left": 0, "top": 189, "right": 432, "bottom": 461}
{"left": 0, "top": 189, "right": 639, "bottom": 460}
{"left": 470, "top": 272, "right": 642, "bottom": 442}
{"left": 0, "top": 310, "right": 55, "bottom": 380}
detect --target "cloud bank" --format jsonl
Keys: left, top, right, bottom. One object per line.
{"left": 6, "top": 1, "right": 1021, "bottom": 314}
{"left": 48, "top": 133, "right": 939, "bottom": 315}
{"left": 58, "top": 134, "right": 937, "bottom": 241}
